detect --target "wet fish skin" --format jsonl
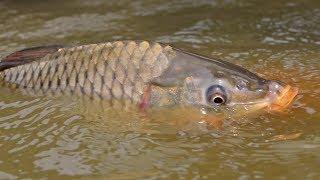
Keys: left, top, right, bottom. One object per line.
{"left": 1, "top": 41, "right": 176, "bottom": 103}
{"left": 0, "top": 40, "right": 297, "bottom": 114}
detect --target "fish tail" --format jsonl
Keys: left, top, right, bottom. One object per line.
{"left": 0, "top": 45, "right": 63, "bottom": 71}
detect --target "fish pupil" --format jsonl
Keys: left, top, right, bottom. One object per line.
{"left": 213, "top": 96, "right": 224, "bottom": 104}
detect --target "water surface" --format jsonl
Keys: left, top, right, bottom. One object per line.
{"left": 0, "top": 0, "right": 319, "bottom": 179}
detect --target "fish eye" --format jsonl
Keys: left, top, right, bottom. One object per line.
{"left": 206, "top": 85, "right": 227, "bottom": 106}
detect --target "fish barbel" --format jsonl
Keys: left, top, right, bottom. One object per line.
{"left": 0, "top": 40, "right": 298, "bottom": 117}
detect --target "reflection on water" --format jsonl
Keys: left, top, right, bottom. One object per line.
{"left": 0, "top": 0, "right": 319, "bottom": 179}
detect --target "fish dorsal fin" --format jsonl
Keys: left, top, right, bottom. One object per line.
{"left": 0, "top": 45, "right": 64, "bottom": 71}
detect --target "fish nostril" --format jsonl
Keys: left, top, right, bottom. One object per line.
{"left": 236, "top": 80, "right": 249, "bottom": 90}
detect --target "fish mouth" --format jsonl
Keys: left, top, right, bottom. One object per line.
{"left": 268, "top": 85, "right": 299, "bottom": 112}
{"left": 229, "top": 84, "right": 298, "bottom": 116}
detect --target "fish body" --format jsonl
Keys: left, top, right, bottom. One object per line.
{"left": 0, "top": 40, "right": 298, "bottom": 116}
{"left": 1, "top": 41, "right": 176, "bottom": 103}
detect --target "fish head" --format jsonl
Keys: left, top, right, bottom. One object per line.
{"left": 180, "top": 73, "right": 298, "bottom": 116}
{"left": 152, "top": 49, "right": 298, "bottom": 117}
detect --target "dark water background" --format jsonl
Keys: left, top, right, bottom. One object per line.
{"left": 0, "top": 0, "right": 319, "bottom": 179}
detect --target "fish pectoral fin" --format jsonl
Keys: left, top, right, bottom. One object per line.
{"left": 202, "top": 114, "right": 224, "bottom": 129}
{"left": 0, "top": 45, "right": 64, "bottom": 71}
{"left": 138, "top": 84, "right": 152, "bottom": 111}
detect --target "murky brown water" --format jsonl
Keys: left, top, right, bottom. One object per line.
{"left": 0, "top": 0, "right": 319, "bottom": 179}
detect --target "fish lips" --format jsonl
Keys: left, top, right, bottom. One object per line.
{"left": 225, "top": 84, "right": 298, "bottom": 115}
{"left": 268, "top": 85, "right": 299, "bottom": 112}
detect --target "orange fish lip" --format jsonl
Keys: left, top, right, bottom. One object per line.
{"left": 268, "top": 85, "right": 298, "bottom": 112}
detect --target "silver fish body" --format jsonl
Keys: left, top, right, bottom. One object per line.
{"left": 0, "top": 40, "right": 297, "bottom": 114}
{"left": 1, "top": 41, "right": 176, "bottom": 103}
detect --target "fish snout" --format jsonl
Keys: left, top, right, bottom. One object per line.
{"left": 267, "top": 81, "right": 298, "bottom": 111}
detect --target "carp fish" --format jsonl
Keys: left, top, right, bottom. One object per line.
{"left": 0, "top": 41, "right": 298, "bottom": 123}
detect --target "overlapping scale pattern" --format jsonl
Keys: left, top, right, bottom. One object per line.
{"left": 1, "top": 41, "right": 176, "bottom": 103}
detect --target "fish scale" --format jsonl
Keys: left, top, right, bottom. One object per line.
{"left": 1, "top": 41, "right": 175, "bottom": 103}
